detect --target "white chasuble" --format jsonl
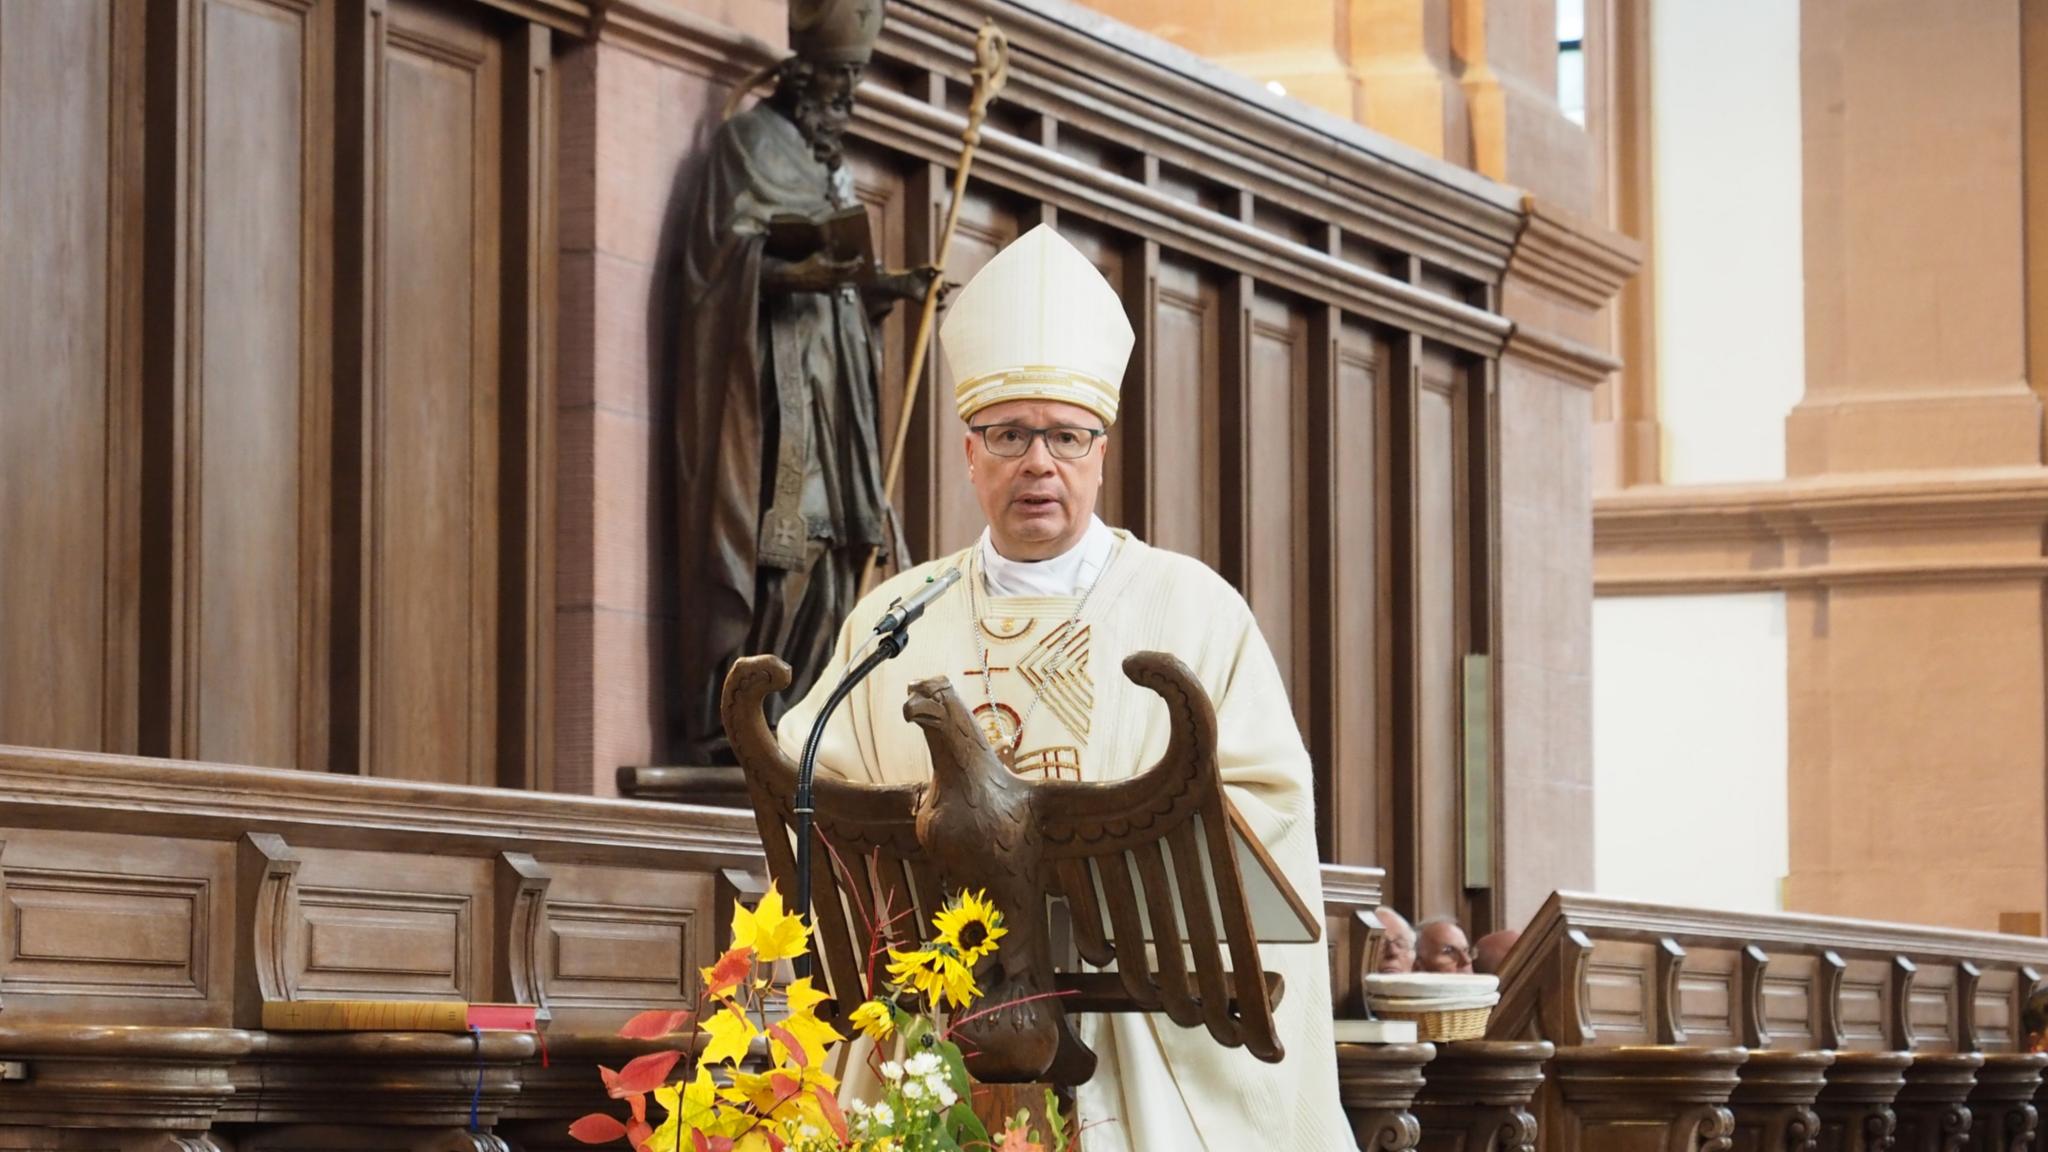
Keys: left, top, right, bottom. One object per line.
{"left": 777, "top": 530, "right": 1357, "bottom": 1152}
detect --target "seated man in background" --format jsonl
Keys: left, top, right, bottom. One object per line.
{"left": 1415, "top": 918, "right": 1474, "bottom": 974}
{"left": 1473, "top": 929, "right": 1520, "bottom": 976}
{"left": 1373, "top": 907, "right": 1416, "bottom": 974}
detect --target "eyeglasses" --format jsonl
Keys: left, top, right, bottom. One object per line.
{"left": 971, "top": 423, "right": 1106, "bottom": 461}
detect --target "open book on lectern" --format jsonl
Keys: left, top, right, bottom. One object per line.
{"left": 722, "top": 648, "right": 1316, "bottom": 1084}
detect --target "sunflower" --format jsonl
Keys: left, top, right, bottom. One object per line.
{"left": 849, "top": 998, "right": 896, "bottom": 1042}
{"left": 886, "top": 946, "right": 981, "bottom": 1010}
{"left": 932, "top": 889, "right": 1008, "bottom": 964}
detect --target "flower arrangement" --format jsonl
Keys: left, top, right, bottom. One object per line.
{"left": 569, "top": 881, "right": 1070, "bottom": 1152}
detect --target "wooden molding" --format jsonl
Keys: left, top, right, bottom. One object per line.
{"left": 493, "top": 851, "right": 551, "bottom": 1019}
{"left": 1505, "top": 194, "right": 1644, "bottom": 312}
{"left": 1889, "top": 955, "right": 1918, "bottom": 1052}
{"left": 1739, "top": 943, "right": 1772, "bottom": 1050}
{"left": 1654, "top": 936, "right": 1687, "bottom": 1045}
{"left": 235, "top": 832, "right": 300, "bottom": 1029}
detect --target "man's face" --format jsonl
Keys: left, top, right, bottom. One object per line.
{"left": 793, "top": 60, "right": 863, "bottom": 166}
{"left": 1416, "top": 922, "right": 1474, "bottom": 974}
{"left": 963, "top": 398, "right": 1108, "bottom": 561}
{"left": 1374, "top": 909, "right": 1415, "bottom": 974}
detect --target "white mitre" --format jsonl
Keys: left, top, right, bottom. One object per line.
{"left": 941, "top": 224, "right": 1136, "bottom": 425}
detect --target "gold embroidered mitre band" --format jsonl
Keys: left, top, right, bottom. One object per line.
{"left": 941, "top": 225, "right": 1135, "bottom": 426}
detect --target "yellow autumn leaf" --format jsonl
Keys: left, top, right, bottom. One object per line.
{"left": 702, "top": 1001, "right": 759, "bottom": 1067}
{"left": 732, "top": 885, "right": 811, "bottom": 964}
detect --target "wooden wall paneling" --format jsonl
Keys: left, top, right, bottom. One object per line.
{"left": 1215, "top": 192, "right": 1255, "bottom": 595}
{"left": 1386, "top": 330, "right": 1422, "bottom": 917}
{"left": 0, "top": 0, "right": 119, "bottom": 754}
{"left": 1305, "top": 242, "right": 1341, "bottom": 866}
{"left": 498, "top": 20, "right": 554, "bottom": 790}
{"left": 846, "top": 141, "right": 913, "bottom": 543}
{"left": 1414, "top": 345, "right": 1467, "bottom": 922}
{"left": 1243, "top": 292, "right": 1310, "bottom": 723}
{"left": 922, "top": 185, "right": 1018, "bottom": 559}
{"left": 540, "top": 862, "right": 717, "bottom": 1031}
{"left": 1060, "top": 219, "right": 1130, "bottom": 528}
{"left": 330, "top": 0, "right": 387, "bottom": 776}
{"left": 371, "top": 0, "right": 503, "bottom": 784}
{"left": 108, "top": 1, "right": 151, "bottom": 757}
{"left": 1468, "top": 344, "right": 1504, "bottom": 922}
{"left": 0, "top": 828, "right": 234, "bottom": 1026}
{"left": 898, "top": 71, "right": 945, "bottom": 566}
{"left": 184, "top": 0, "right": 334, "bottom": 773}
{"left": 287, "top": 845, "right": 491, "bottom": 1002}
{"left": 1328, "top": 319, "right": 1387, "bottom": 868}
{"left": 1117, "top": 165, "right": 1161, "bottom": 541}
{"left": 1144, "top": 253, "right": 1223, "bottom": 568}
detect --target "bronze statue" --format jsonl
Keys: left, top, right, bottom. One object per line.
{"left": 722, "top": 650, "right": 1305, "bottom": 1085}
{"left": 675, "top": 0, "right": 932, "bottom": 762}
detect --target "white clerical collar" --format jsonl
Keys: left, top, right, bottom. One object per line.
{"left": 978, "top": 516, "right": 1115, "bottom": 597}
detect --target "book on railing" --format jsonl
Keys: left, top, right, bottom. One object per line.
{"left": 260, "top": 999, "right": 540, "bottom": 1033}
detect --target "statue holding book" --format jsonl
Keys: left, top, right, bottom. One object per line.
{"left": 674, "top": 0, "right": 935, "bottom": 762}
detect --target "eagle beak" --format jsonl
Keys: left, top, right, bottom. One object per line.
{"left": 903, "top": 678, "right": 953, "bottom": 729}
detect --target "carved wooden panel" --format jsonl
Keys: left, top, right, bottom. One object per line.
{"left": 364, "top": 0, "right": 504, "bottom": 786}
{"left": 1840, "top": 958, "right": 1890, "bottom": 1050}
{"left": 185, "top": 0, "right": 333, "bottom": 771}
{"left": 1145, "top": 255, "right": 1224, "bottom": 569}
{"left": 541, "top": 864, "right": 716, "bottom": 1023}
{"left": 0, "top": 829, "right": 233, "bottom": 1023}
{"left": 288, "top": 848, "right": 489, "bottom": 1000}
{"left": 1763, "top": 955, "right": 1821, "bottom": 1048}
{"left": 1325, "top": 322, "right": 1388, "bottom": 867}
{"left": 1585, "top": 940, "right": 1654, "bottom": 1043}
{"left": 1677, "top": 947, "right": 1739, "bottom": 1044}
{"left": 0, "top": 0, "right": 127, "bottom": 754}
{"left": 1244, "top": 294, "right": 1310, "bottom": 716}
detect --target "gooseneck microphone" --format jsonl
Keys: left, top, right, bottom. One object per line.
{"left": 792, "top": 566, "right": 964, "bottom": 977}
{"left": 870, "top": 566, "right": 962, "bottom": 635}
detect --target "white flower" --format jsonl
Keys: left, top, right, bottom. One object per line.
{"left": 903, "top": 1077, "right": 926, "bottom": 1100}
{"left": 879, "top": 1060, "right": 904, "bottom": 1082}
{"left": 872, "top": 1101, "right": 895, "bottom": 1127}
{"left": 937, "top": 1083, "right": 959, "bottom": 1108}
{"left": 905, "top": 1051, "right": 942, "bottom": 1077}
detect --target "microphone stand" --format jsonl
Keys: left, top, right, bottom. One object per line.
{"left": 792, "top": 623, "right": 912, "bottom": 979}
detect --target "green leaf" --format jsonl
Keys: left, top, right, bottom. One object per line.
{"left": 1044, "top": 1087, "right": 1070, "bottom": 1152}
{"left": 945, "top": 1101, "right": 990, "bottom": 1148}
{"left": 935, "top": 1038, "right": 974, "bottom": 1102}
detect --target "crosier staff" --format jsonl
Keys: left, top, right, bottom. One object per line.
{"left": 863, "top": 21, "right": 1010, "bottom": 592}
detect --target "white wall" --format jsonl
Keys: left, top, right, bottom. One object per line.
{"left": 1649, "top": 0, "right": 1805, "bottom": 483}
{"left": 1593, "top": 595, "right": 1789, "bottom": 912}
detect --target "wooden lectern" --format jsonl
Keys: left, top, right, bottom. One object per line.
{"left": 721, "top": 650, "right": 1319, "bottom": 1087}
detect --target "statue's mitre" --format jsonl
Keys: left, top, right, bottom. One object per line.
{"left": 789, "top": 0, "right": 883, "bottom": 64}
{"left": 941, "top": 224, "right": 1135, "bottom": 426}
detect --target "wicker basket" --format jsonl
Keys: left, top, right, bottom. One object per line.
{"left": 1371, "top": 1003, "right": 1492, "bottom": 1043}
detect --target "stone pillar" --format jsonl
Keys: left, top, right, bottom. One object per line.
{"left": 1347, "top": 0, "right": 1470, "bottom": 164}
{"left": 1782, "top": 0, "right": 2048, "bottom": 930}
{"left": 1452, "top": 0, "right": 1594, "bottom": 216}
{"left": 1078, "top": 0, "right": 1355, "bottom": 119}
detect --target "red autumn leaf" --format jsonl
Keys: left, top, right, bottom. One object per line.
{"left": 813, "top": 1084, "right": 849, "bottom": 1140}
{"left": 568, "top": 1112, "right": 628, "bottom": 1143}
{"left": 615, "top": 1049, "right": 682, "bottom": 1095}
{"left": 629, "top": 1092, "right": 647, "bottom": 1124}
{"left": 765, "top": 1022, "right": 809, "bottom": 1068}
{"left": 768, "top": 1133, "right": 788, "bottom": 1152}
{"left": 598, "top": 1065, "right": 621, "bottom": 1094}
{"left": 617, "top": 1009, "right": 694, "bottom": 1040}
{"left": 703, "top": 945, "right": 754, "bottom": 995}
{"left": 690, "top": 1132, "right": 734, "bottom": 1152}
{"left": 771, "top": 1071, "right": 801, "bottom": 1100}
{"left": 626, "top": 1120, "right": 653, "bottom": 1147}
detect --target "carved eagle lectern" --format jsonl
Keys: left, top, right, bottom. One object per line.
{"left": 721, "top": 651, "right": 1300, "bottom": 1086}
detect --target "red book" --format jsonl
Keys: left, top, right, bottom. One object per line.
{"left": 466, "top": 1003, "right": 541, "bottom": 1031}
